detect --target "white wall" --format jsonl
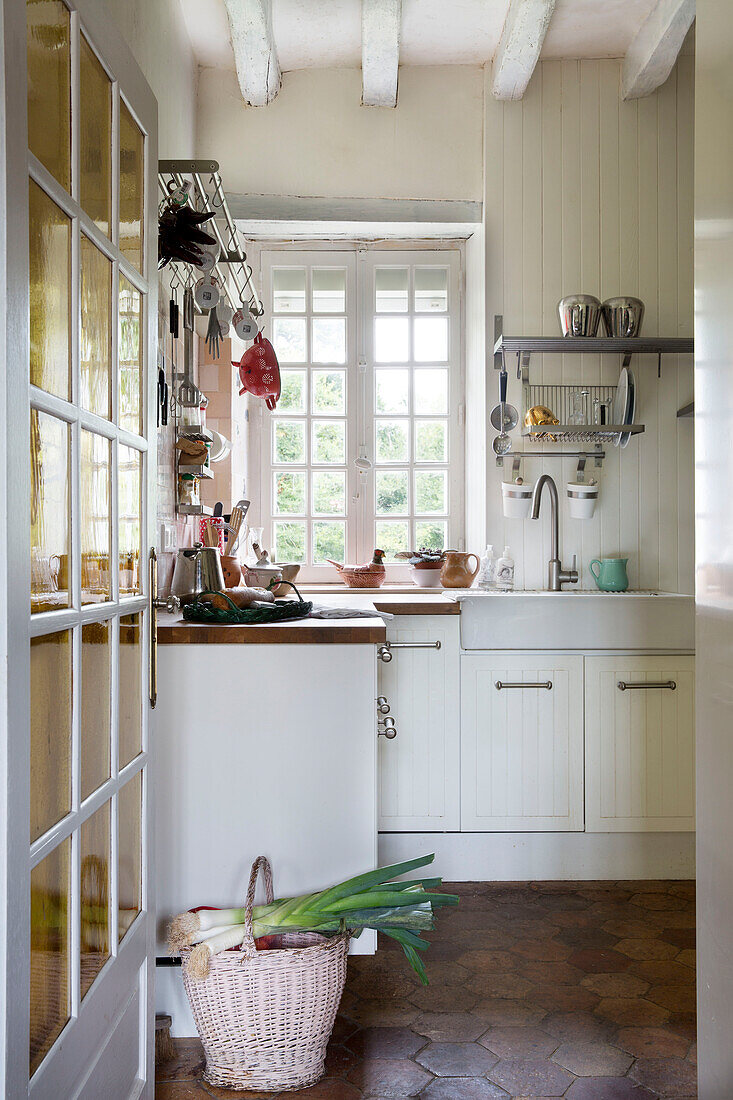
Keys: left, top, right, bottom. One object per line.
{"left": 196, "top": 65, "right": 484, "bottom": 202}
{"left": 694, "top": 0, "right": 733, "bottom": 1093}
{"left": 483, "top": 57, "right": 694, "bottom": 593}
{"left": 95, "top": 0, "right": 197, "bottom": 156}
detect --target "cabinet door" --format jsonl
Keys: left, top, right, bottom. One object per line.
{"left": 585, "top": 655, "right": 695, "bottom": 832}
{"left": 461, "top": 654, "right": 584, "bottom": 831}
{"left": 378, "top": 617, "right": 460, "bottom": 831}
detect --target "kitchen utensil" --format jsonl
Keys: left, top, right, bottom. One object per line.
{"left": 567, "top": 481, "right": 599, "bottom": 520}
{"left": 226, "top": 500, "right": 250, "bottom": 553}
{"left": 612, "top": 367, "right": 631, "bottom": 446}
{"left": 440, "top": 552, "right": 480, "bottom": 588}
{"left": 233, "top": 333, "right": 281, "bottom": 410}
{"left": 620, "top": 370, "right": 636, "bottom": 448}
{"left": 502, "top": 479, "right": 534, "bottom": 519}
{"left": 589, "top": 556, "right": 629, "bottom": 591}
{"left": 233, "top": 306, "right": 258, "bottom": 342}
{"left": 490, "top": 369, "right": 518, "bottom": 432}
{"left": 243, "top": 565, "right": 284, "bottom": 589}
{"left": 171, "top": 543, "right": 225, "bottom": 603}
{"left": 491, "top": 370, "right": 512, "bottom": 455}
{"left": 214, "top": 502, "right": 223, "bottom": 518}
{"left": 195, "top": 276, "right": 220, "bottom": 311}
{"left": 568, "top": 390, "right": 589, "bottom": 425}
{"left": 602, "top": 296, "right": 645, "bottom": 338}
{"left": 178, "top": 287, "right": 201, "bottom": 407}
{"left": 558, "top": 295, "right": 602, "bottom": 337}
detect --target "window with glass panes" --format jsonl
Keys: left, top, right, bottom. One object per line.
{"left": 258, "top": 248, "right": 463, "bottom": 581}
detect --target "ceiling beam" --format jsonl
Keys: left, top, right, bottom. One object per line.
{"left": 362, "top": 0, "right": 402, "bottom": 108}
{"left": 222, "top": 0, "right": 281, "bottom": 107}
{"left": 491, "top": 0, "right": 557, "bottom": 101}
{"left": 622, "top": 0, "right": 695, "bottom": 100}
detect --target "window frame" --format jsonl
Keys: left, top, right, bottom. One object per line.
{"left": 254, "top": 243, "right": 465, "bottom": 584}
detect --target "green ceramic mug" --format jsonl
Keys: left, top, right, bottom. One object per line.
{"left": 589, "top": 557, "right": 629, "bottom": 591}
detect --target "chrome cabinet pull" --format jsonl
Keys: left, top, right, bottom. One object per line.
{"left": 495, "top": 680, "right": 553, "bottom": 691}
{"left": 376, "top": 696, "right": 391, "bottom": 715}
{"left": 378, "top": 717, "right": 397, "bottom": 739}
{"left": 617, "top": 680, "right": 677, "bottom": 692}
{"left": 377, "top": 640, "right": 441, "bottom": 662}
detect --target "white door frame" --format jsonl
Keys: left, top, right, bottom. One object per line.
{"left": 1, "top": 1, "right": 158, "bottom": 1095}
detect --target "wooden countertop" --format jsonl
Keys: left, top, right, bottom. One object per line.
{"left": 157, "top": 615, "right": 387, "bottom": 645}
{"left": 370, "top": 594, "right": 460, "bottom": 616}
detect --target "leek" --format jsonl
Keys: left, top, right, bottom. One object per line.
{"left": 170, "top": 854, "right": 457, "bottom": 984}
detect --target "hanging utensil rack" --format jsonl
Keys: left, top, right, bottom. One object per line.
{"left": 158, "top": 159, "right": 264, "bottom": 318}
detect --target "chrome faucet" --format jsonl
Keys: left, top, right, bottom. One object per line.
{"left": 530, "top": 474, "right": 579, "bottom": 591}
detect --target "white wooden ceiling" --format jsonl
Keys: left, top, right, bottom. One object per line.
{"left": 177, "top": 0, "right": 693, "bottom": 106}
{"left": 178, "top": 0, "right": 660, "bottom": 71}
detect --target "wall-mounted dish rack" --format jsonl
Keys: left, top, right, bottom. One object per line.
{"left": 520, "top": 382, "right": 644, "bottom": 444}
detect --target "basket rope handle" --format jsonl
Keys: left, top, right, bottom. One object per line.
{"left": 241, "top": 855, "right": 274, "bottom": 958}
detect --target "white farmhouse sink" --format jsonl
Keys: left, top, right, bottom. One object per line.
{"left": 454, "top": 591, "right": 695, "bottom": 651}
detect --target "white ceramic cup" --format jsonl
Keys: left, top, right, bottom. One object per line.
{"left": 502, "top": 480, "right": 533, "bottom": 519}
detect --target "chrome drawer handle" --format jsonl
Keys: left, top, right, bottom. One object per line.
{"left": 617, "top": 680, "right": 677, "bottom": 691}
{"left": 376, "top": 696, "right": 390, "bottom": 715}
{"left": 377, "top": 640, "right": 441, "bottom": 662}
{"left": 378, "top": 717, "right": 397, "bottom": 739}
{"left": 495, "top": 680, "right": 553, "bottom": 690}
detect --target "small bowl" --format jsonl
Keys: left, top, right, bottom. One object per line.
{"left": 410, "top": 563, "right": 443, "bottom": 588}
{"left": 270, "top": 563, "right": 300, "bottom": 596}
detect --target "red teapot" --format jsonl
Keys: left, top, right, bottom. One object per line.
{"left": 233, "top": 332, "right": 281, "bottom": 410}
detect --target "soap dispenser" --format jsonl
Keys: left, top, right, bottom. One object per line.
{"left": 477, "top": 545, "right": 497, "bottom": 590}
{"left": 495, "top": 546, "right": 515, "bottom": 591}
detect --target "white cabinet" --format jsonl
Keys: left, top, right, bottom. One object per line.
{"left": 461, "top": 653, "right": 584, "bottom": 831}
{"left": 378, "top": 616, "right": 460, "bottom": 832}
{"left": 585, "top": 655, "right": 695, "bottom": 832}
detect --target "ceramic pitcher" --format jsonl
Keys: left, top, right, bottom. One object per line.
{"left": 440, "top": 551, "right": 480, "bottom": 589}
{"left": 589, "top": 557, "right": 629, "bottom": 591}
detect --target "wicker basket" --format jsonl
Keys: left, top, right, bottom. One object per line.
{"left": 181, "top": 856, "right": 349, "bottom": 1092}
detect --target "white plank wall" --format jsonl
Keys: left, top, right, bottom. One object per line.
{"left": 483, "top": 55, "right": 694, "bottom": 593}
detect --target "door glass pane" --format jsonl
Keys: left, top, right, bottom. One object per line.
{"left": 311, "top": 318, "right": 346, "bottom": 364}
{"left": 414, "top": 267, "right": 448, "bottom": 312}
{"left": 312, "top": 269, "right": 346, "bottom": 313}
{"left": 29, "top": 181, "right": 71, "bottom": 399}
{"left": 27, "top": 0, "right": 71, "bottom": 190}
{"left": 414, "top": 317, "right": 448, "bottom": 362}
{"left": 31, "top": 411, "right": 69, "bottom": 612}
{"left": 273, "top": 268, "right": 305, "bottom": 312}
{"left": 80, "top": 236, "right": 112, "bottom": 419}
{"left": 414, "top": 368, "right": 448, "bottom": 414}
{"left": 119, "top": 100, "right": 144, "bottom": 272}
{"left": 375, "top": 317, "right": 408, "bottom": 362}
{"left": 119, "top": 446, "right": 142, "bottom": 595}
{"left": 312, "top": 471, "right": 345, "bottom": 515}
{"left": 376, "top": 419, "right": 409, "bottom": 463}
{"left": 376, "top": 370, "right": 409, "bottom": 415}
{"left": 80, "top": 802, "right": 111, "bottom": 999}
{"left": 118, "top": 771, "right": 142, "bottom": 943}
{"left": 273, "top": 472, "right": 306, "bottom": 515}
{"left": 79, "top": 35, "right": 112, "bottom": 236}
{"left": 375, "top": 268, "right": 408, "bottom": 313}
{"left": 313, "top": 521, "right": 345, "bottom": 564}
{"left": 312, "top": 370, "right": 345, "bottom": 414}
{"left": 119, "top": 276, "right": 143, "bottom": 435}
{"left": 81, "top": 621, "right": 111, "bottom": 802}
{"left": 274, "top": 420, "right": 306, "bottom": 464}
{"left": 279, "top": 370, "right": 306, "bottom": 413}
{"left": 273, "top": 521, "right": 306, "bottom": 563}
{"left": 81, "top": 431, "right": 111, "bottom": 604}
{"left": 119, "top": 614, "right": 142, "bottom": 768}
{"left": 415, "top": 520, "right": 447, "bottom": 552}
{"left": 414, "top": 420, "right": 447, "bottom": 462}
{"left": 415, "top": 470, "right": 447, "bottom": 514}
{"left": 376, "top": 471, "right": 409, "bottom": 515}
{"left": 312, "top": 421, "right": 345, "bottom": 464}
{"left": 273, "top": 317, "right": 306, "bottom": 363}
{"left": 375, "top": 520, "right": 409, "bottom": 561}
{"left": 30, "top": 631, "right": 72, "bottom": 842}
{"left": 30, "top": 837, "right": 71, "bottom": 1076}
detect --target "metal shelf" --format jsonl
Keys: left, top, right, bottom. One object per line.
{"left": 178, "top": 464, "right": 214, "bottom": 479}
{"left": 177, "top": 424, "right": 213, "bottom": 441}
{"left": 523, "top": 423, "right": 645, "bottom": 441}
{"left": 177, "top": 503, "right": 214, "bottom": 516}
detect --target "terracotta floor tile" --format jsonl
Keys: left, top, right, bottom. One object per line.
{"left": 646, "top": 985, "right": 697, "bottom": 1014}
{"left": 467, "top": 972, "right": 535, "bottom": 1000}
{"left": 345, "top": 1028, "right": 425, "bottom": 1062}
{"left": 472, "top": 998, "right": 548, "bottom": 1027}
{"left": 687, "top": 1040, "right": 697, "bottom": 1065}
{"left": 346, "top": 1056, "right": 432, "bottom": 1097}
{"left": 553, "top": 928, "right": 618, "bottom": 950}
{"left": 286, "top": 1080, "right": 362, "bottom": 1100}
{"left": 156, "top": 1085, "right": 210, "bottom": 1100}
{"left": 488, "top": 1056, "right": 574, "bottom": 1096}
{"left": 157, "top": 1039, "right": 206, "bottom": 1081}
{"left": 677, "top": 949, "right": 696, "bottom": 968}
{"left": 421, "top": 1079, "right": 511, "bottom": 1100}
{"left": 527, "top": 983, "right": 600, "bottom": 1012}
{"left": 408, "top": 984, "right": 479, "bottom": 1012}
{"left": 616, "top": 938, "right": 680, "bottom": 961}
{"left": 631, "top": 893, "right": 688, "bottom": 912}
{"left": 580, "top": 973, "right": 650, "bottom": 998}
{"left": 332, "top": 1016, "right": 361, "bottom": 1044}
{"left": 568, "top": 948, "right": 632, "bottom": 974}
{"left": 323, "top": 1042, "right": 358, "bottom": 1077}
{"left": 646, "top": 911, "right": 696, "bottom": 931}
{"left": 479, "top": 1025, "right": 559, "bottom": 1058}
{"left": 412, "top": 1011, "right": 488, "bottom": 1042}
{"left": 658, "top": 929, "right": 696, "bottom": 950}
{"left": 614, "top": 1025, "right": 690, "bottom": 1059}
{"left": 668, "top": 882, "right": 696, "bottom": 900}
{"left": 551, "top": 1040, "right": 633, "bottom": 1076}
{"left": 542, "top": 1012, "right": 616, "bottom": 1043}
{"left": 200, "top": 1083, "right": 280, "bottom": 1099}
{"left": 565, "top": 1079, "right": 657, "bottom": 1100}
{"left": 630, "top": 1054, "right": 698, "bottom": 1097}
{"left": 632, "top": 960, "right": 697, "bottom": 987}
{"left": 516, "top": 961, "right": 585, "bottom": 987}
{"left": 347, "top": 1000, "right": 421, "bottom": 1028}
{"left": 595, "top": 997, "right": 671, "bottom": 1027}
{"left": 458, "top": 949, "right": 517, "bottom": 972}
{"left": 601, "top": 920, "right": 660, "bottom": 940}
{"left": 415, "top": 1040, "right": 498, "bottom": 1076}
{"left": 512, "top": 941, "right": 573, "bottom": 962}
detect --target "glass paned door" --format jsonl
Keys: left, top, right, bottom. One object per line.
{"left": 3, "top": 1, "right": 157, "bottom": 1095}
